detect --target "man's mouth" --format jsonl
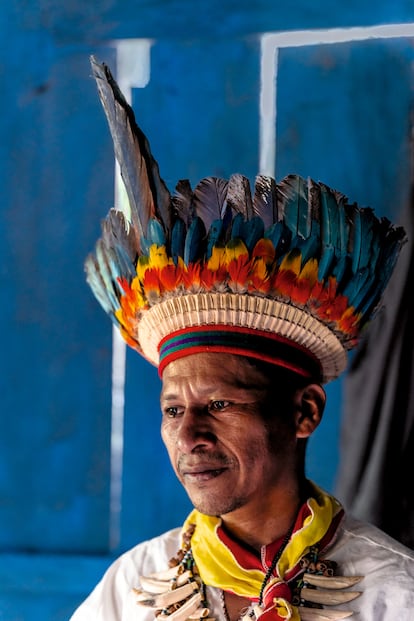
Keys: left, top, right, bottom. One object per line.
{"left": 179, "top": 465, "right": 228, "bottom": 483}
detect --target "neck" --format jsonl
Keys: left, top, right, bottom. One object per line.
{"left": 220, "top": 483, "right": 304, "bottom": 551}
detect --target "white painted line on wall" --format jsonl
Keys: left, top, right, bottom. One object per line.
{"left": 259, "top": 22, "right": 414, "bottom": 176}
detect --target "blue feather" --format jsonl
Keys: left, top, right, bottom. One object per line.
{"left": 141, "top": 218, "right": 167, "bottom": 254}
{"left": 93, "top": 239, "right": 121, "bottom": 311}
{"left": 351, "top": 208, "right": 375, "bottom": 273}
{"left": 296, "top": 233, "right": 320, "bottom": 265}
{"left": 278, "top": 175, "right": 310, "bottom": 238}
{"left": 241, "top": 216, "right": 265, "bottom": 252}
{"left": 318, "top": 246, "right": 335, "bottom": 281}
{"left": 170, "top": 217, "right": 187, "bottom": 264}
{"left": 318, "top": 183, "right": 340, "bottom": 280}
{"left": 331, "top": 198, "right": 351, "bottom": 287}
{"left": 184, "top": 217, "right": 206, "bottom": 264}
{"left": 230, "top": 213, "right": 245, "bottom": 240}
{"left": 206, "top": 218, "right": 225, "bottom": 259}
{"left": 265, "top": 221, "right": 292, "bottom": 260}
{"left": 112, "top": 244, "right": 136, "bottom": 289}
{"left": 358, "top": 224, "right": 406, "bottom": 319}
{"left": 332, "top": 256, "right": 352, "bottom": 289}
{"left": 85, "top": 253, "right": 115, "bottom": 316}
{"left": 344, "top": 268, "right": 374, "bottom": 309}
{"left": 221, "top": 202, "right": 234, "bottom": 243}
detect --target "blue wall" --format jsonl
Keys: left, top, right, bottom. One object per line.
{"left": 1, "top": 2, "right": 413, "bottom": 618}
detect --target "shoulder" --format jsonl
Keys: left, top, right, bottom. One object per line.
{"left": 327, "top": 514, "right": 414, "bottom": 620}
{"left": 70, "top": 527, "right": 183, "bottom": 621}
{"left": 336, "top": 514, "right": 414, "bottom": 565}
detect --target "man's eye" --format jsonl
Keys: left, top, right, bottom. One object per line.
{"left": 164, "top": 407, "right": 179, "bottom": 418}
{"left": 210, "top": 400, "right": 230, "bottom": 412}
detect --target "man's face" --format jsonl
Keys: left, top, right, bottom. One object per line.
{"left": 160, "top": 352, "right": 299, "bottom": 518}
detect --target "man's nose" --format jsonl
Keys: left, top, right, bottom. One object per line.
{"left": 175, "top": 408, "right": 215, "bottom": 453}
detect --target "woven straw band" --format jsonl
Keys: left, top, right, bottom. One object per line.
{"left": 158, "top": 325, "right": 322, "bottom": 379}
{"left": 137, "top": 292, "right": 347, "bottom": 382}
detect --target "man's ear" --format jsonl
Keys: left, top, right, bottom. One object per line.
{"left": 293, "top": 383, "right": 326, "bottom": 439}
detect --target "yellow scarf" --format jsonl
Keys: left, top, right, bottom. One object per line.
{"left": 183, "top": 482, "right": 343, "bottom": 621}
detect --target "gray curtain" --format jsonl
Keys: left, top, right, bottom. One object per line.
{"left": 335, "top": 187, "right": 414, "bottom": 549}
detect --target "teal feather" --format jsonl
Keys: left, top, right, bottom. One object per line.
{"left": 331, "top": 198, "right": 351, "bottom": 287}
{"left": 264, "top": 221, "right": 292, "bottom": 259}
{"left": 112, "top": 244, "right": 136, "bottom": 287}
{"left": 184, "top": 217, "right": 206, "bottom": 265}
{"left": 332, "top": 256, "right": 352, "bottom": 290}
{"left": 92, "top": 239, "right": 121, "bottom": 312}
{"left": 343, "top": 268, "right": 374, "bottom": 309}
{"left": 230, "top": 212, "right": 265, "bottom": 252}
{"left": 206, "top": 218, "right": 225, "bottom": 259}
{"left": 351, "top": 208, "right": 376, "bottom": 273}
{"left": 296, "top": 233, "right": 320, "bottom": 265}
{"left": 141, "top": 218, "right": 167, "bottom": 254}
{"left": 230, "top": 213, "right": 245, "bottom": 240}
{"left": 85, "top": 253, "right": 116, "bottom": 317}
{"left": 278, "top": 174, "right": 310, "bottom": 238}
{"left": 337, "top": 193, "right": 349, "bottom": 256}
{"left": 241, "top": 216, "right": 265, "bottom": 252}
{"left": 317, "top": 246, "right": 335, "bottom": 281}
{"left": 358, "top": 223, "right": 406, "bottom": 319}
{"left": 171, "top": 217, "right": 187, "bottom": 264}
{"left": 318, "top": 183, "right": 340, "bottom": 280}
{"left": 221, "top": 202, "right": 234, "bottom": 242}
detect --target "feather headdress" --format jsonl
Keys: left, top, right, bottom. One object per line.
{"left": 85, "top": 55, "right": 406, "bottom": 383}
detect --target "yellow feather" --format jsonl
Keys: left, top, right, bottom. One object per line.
{"left": 137, "top": 256, "right": 150, "bottom": 281}
{"left": 279, "top": 250, "right": 302, "bottom": 276}
{"left": 299, "top": 258, "right": 319, "bottom": 286}
{"left": 207, "top": 246, "right": 226, "bottom": 271}
{"left": 148, "top": 244, "right": 170, "bottom": 268}
{"left": 225, "top": 239, "right": 248, "bottom": 263}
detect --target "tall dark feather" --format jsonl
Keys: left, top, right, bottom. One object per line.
{"left": 90, "top": 55, "right": 172, "bottom": 250}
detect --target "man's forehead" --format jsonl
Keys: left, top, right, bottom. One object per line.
{"left": 160, "top": 352, "right": 276, "bottom": 392}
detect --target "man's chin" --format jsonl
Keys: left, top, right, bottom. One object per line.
{"left": 187, "top": 493, "right": 245, "bottom": 517}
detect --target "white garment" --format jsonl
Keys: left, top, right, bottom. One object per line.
{"left": 71, "top": 514, "right": 414, "bottom": 621}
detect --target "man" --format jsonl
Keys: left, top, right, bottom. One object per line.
{"left": 71, "top": 57, "right": 414, "bottom": 620}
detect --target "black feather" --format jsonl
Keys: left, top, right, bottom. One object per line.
{"left": 226, "top": 174, "right": 253, "bottom": 220}
{"left": 253, "top": 175, "right": 277, "bottom": 229}
{"left": 172, "top": 179, "right": 194, "bottom": 226}
{"left": 192, "top": 177, "right": 229, "bottom": 232}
